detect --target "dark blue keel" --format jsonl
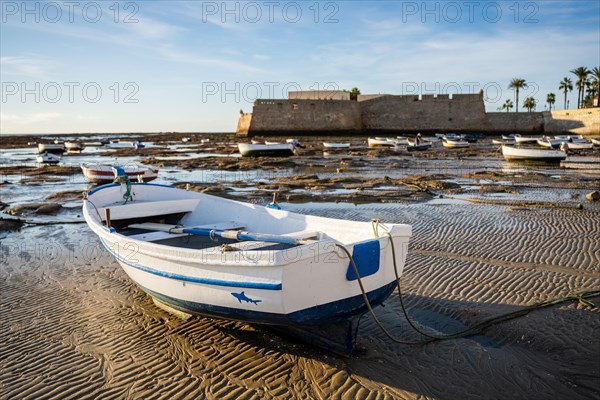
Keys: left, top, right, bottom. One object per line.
{"left": 140, "top": 282, "right": 397, "bottom": 355}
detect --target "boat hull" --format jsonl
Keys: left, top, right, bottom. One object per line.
{"left": 502, "top": 145, "right": 566, "bottom": 162}
{"left": 406, "top": 144, "right": 431, "bottom": 151}
{"left": 81, "top": 163, "right": 158, "bottom": 183}
{"left": 83, "top": 184, "right": 411, "bottom": 327}
{"left": 238, "top": 143, "right": 295, "bottom": 157}
{"left": 442, "top": 140, "right": 469, "bottom": 148}
{"left": 323, "top": 143, "right": 350, "bottom": 149}
{"left": 37, "top": 143, "right": 65, "bottom": 154}
{"left": 65, "top": 142, "right": 86, "bottom": 152}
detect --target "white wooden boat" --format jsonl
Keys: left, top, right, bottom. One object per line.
{"left": 502, "top": 133, "right": 521, "bottom": 140}
{"left": 591, "top": 138, "right": 600, "bottom": 146}
{"left": 405, "top": 139, "right": 432, "bottom": 151}
{"left": 82, "top": 183, "right": 411, "bottom": 328}
{"left": 238, "top": 143, "right": 295, "bottom": 157}
{"left": 537, "top": 137, "right": 561, "bottom": 149}
{"left": 442, "top": 138, "right": 469, "bottom": 148}
{"left": 567, "top": 135, "right": 588, "bottom": 143}
{"left": 514, "top": 136, "right": 540, "bottom": 144}
{"left": 81, "top": 163, "right": 159, "bottom": 183}
{"left": 368, "top": 137, "right": 396, "bottom": 148}
{"left": 265, "top": 141, "right": 280, "bottom": 145}
{"left": 323, "top": 142, "right": 350, "bottom": 149}
{"left": 443, "top": 133, "right": 463, "bottom": 141}
{"left": 65, "top": 141, "right": 86, "bottom": 152}
{"left": 502, "top": 145, "right": 566, "bottom": 162}
{"left": 492, "top": 139, "right": 514, "bottom": 145}
{"left": 37, "top": 143, "right": 65, "bottom": 154}
{"left": 104, "top": 141, "right": 144, "bottom": 149}
{"left": 560, "top": 142, "right": 593, "bottom": 150}
{"left": 36, "top": 153, "right": 60, "bottom": 164}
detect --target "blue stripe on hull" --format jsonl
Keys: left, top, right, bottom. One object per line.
{"left": 102, "top": 239, "right": 282, "bottom": 290}
{"left": 140, "top": 281, "right": 397, "bottom": 326}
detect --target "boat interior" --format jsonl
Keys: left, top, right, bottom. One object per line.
{"left": 94, "top": 199, "right": 324, "bottom": 252}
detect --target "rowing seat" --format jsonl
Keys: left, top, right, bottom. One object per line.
{"left": 125, "top": 221, "right": 245, "bottom": 242}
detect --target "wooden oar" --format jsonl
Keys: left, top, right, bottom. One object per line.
{"left": 127, "top": 222, "right": 317, "bottom": 246}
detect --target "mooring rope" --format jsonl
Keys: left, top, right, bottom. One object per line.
{"left": 335, "top": 222, "right": 600, "bottom": 345}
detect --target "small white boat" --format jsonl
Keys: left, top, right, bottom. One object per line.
{"left": 104, "top": 141, "right": 144, "bottom": 149}
{"left": 37, "top": 143, "right": 65, "bottom": 154}
{"left": 265, "top": 141, "right": 280, "bottom": 145}
{"left": 554, "top": 135, "right": 569, "bottom": 142}
{"left": 492, "top": 139, "right": 515, "bottom": 145}
{"left": 82, "top": 183, "right": 411, "bottom": 329}
{"left": 514, "top": 136, "right": 540, "bottom": 144}
{"left": 502, "top": 145, "right": 566, "bottom": 162}
{"left": 560, "top": 142, "right": 593, "bottom": 150}
{"left": 537, "top": 137, "right": 562, "bottom": 149}
{"left": 591, "top": 138, "right": 600, "bottom": 146}
{"left": 238, "top": 143, "right": 295, "bottom": 157}
{"left": 405, "top": 138, "right": 432, "bottom": 151}
{"left": 36, "top": 153, "right": 61, "bottom": 164}
{"left": 323, "top": 142, "right": 350, "bottom": 149}
{"left": 502, "top": 133, "right": 521, "bottom": 140}
{"left": 368, "top": 137, "right": 396, "bottom": 148}
{"left": 65, "top": 141, "right": 86, "bottom": 152}
{"left": 443, "top": 133, "right": 463, "bottom": 141}
{"left": 81, "top": 163, "right": 159, "bottom": 183}
{"left": 567, "top": 135, "right": 588, "bottom": 143}
{"left": 442, "top": 138, "right": 469, "bottom": 148}
{"left": 182, "top": 137, "right": 191, "bottom": 143}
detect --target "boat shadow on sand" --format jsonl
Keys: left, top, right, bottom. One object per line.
{"left": 144, "top": 290, "right": 598, "bottom": 398}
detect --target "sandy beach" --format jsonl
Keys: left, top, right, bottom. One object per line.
{"left": 1, "top": 133, "right": 599, "bottom": 399}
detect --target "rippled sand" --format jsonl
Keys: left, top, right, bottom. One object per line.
{"left": 2, "top": 200, "right": 599, "bottom": 399}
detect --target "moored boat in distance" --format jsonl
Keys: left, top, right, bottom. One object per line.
{"left": 442, "top": 138, "right": 469, "bottom": 148}
{"left": 238, "top": 143, "right": 296, "bottom": 157}
{"left": 501, "top": 145, "right": 566, "bottom": 163}
{"left": 514, "top": 136, "right": 540, "bottom": 144}
{"left": 537, "top": 137, "right": 562, "bottom": 149}
{"left": 65, "top": 141, "right": 86, "bottom": 153}
{"left": 37, "top": 143, "right": 65, "bottom": 154}
{"left": 502, "top": 133, "right": 521, "bottom": 140}
{"left": 368, "top": 137, "right": 396, "bottom": 148}
{"left": 591, "top": 138, "right": 600, "bottom": 146}
{"left": 81, "top": 163, "right": 159, "bottom": 183}
{"left": 323, "top": 142, "right": 350, "bottom": 149}
{"left": 492, "top": 138, "right": 515, "bottom": 145}
{"left": 560, "top": 141, "right": 593, "bottom": 150}
{"left": 82, "top": 183, "right": 412, "bottom": 329}
{"left": 406, "top": 138, "right": 432, "bottom": 151}
{"left": 36, "top": 153, "right": 61, "bottom": 164}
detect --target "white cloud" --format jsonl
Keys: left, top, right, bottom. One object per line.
{"left": 1, "top": 112, "right": 62, "bottom": 124}
{"left": 0, "top": 55, "right": 54, "bottom": 79}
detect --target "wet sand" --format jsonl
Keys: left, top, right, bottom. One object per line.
{"left": 1, "top": 133, "right": 599, "bottom": 399}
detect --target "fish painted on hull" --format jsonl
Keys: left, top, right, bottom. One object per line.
{"left": 232, "top": 291, "right": 262, "bottom": 305}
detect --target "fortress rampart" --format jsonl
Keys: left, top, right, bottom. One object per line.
{"left": 236, "top": 91, "right": 600, "bottom": 136}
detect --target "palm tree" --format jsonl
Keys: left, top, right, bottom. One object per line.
{"left": 589, "top": 66, "right": 600, "bottom": 107}
{"left": 570, "top": 66, "right": 590, "bottom": 108}
{"left": 523, "top": 97, "right": 537, "bottom": 112}
{"left": 501, "top": 99, "right": 514, "bottom": 112}
{"left": 558, "top": 77, "right": 573, "bottom": 109}
{"left": 508, "top": 78, "right": 527, "bottom": 112}
{"left": 349, "top": 87, "right": 361, "bottom": 101}
{"left": 546, "top": 93, "right": 556, "bottom": 111}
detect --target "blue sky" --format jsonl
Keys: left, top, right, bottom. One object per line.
{"left": 1, "top": 0, "right": 599, "bottom": 134}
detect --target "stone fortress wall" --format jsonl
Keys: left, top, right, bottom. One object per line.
{"left": 236, "top": 91, "right": 600, "bottom": 136}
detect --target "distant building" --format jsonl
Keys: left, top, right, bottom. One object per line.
{"left": 236, "top": 91, "right": 600, "bottom": 136}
